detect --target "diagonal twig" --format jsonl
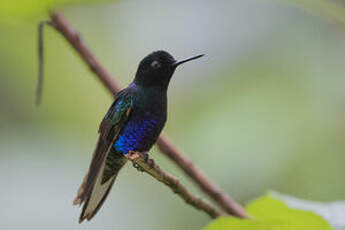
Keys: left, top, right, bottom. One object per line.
{"left": 126, "top": 151, "right": 222, "bottom": 219}
{"left": 45, "top": 12, "right": 249, "bottom": 219}
{"left": 36, "top": 21, "right": 50, "bottom": 106}
{"left": 156, "top": 134, "right": 249, "bottom": 217}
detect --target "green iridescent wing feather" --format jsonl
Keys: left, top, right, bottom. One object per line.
{"left": 73, "top": 89, "right": 133, "bottom": 222}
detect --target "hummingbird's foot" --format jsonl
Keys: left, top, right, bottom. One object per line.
{"left": 130, "top": 152, "right": 156, "bottom": 171}
{"left": 147, "top": 158, "right": 156, "bottom": 169}
{"left": 132, "top": 162, "right": 144, "bottom": 172}
{"left": 142, "top": 152, "right": 149, "bottom": 162}
{"left": 141, "top": 152, "right": 156, "bottom": 169}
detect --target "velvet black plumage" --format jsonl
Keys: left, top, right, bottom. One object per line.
{"left": 73, "top": 50, "right": 204, "bottom": 223}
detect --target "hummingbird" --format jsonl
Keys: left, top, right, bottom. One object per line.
{"left": 73, "top": 50, "right": 204, "bottom": 223}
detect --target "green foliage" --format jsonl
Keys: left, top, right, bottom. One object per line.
{"left": 203, "top": 195, "right": 332, "bottom": 230}
{"left": 0, "top": 0, "right": 108, "bottom": 23}
{"left": 272, "top": 192, "right": 345, "bottom": 230}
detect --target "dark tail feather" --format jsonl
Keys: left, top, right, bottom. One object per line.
{"left": 77, "top": 151, "right": 127, "bottom": 223}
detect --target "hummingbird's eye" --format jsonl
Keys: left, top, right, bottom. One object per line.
{"left": 151, "top": 60, "right": 161, "bottom": 69}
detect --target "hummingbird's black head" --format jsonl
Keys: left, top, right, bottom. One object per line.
{"left": 134, "top": 50, "right": 204, "bottom": 89}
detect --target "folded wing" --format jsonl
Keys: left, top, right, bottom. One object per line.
{"left": 73, "top": 90, "right": 133, "bottom": 222}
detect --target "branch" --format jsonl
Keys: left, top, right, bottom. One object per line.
{"left": 157, "top": 134, "right": 249, "bottom": 218}
{"left": 126, "top": 151, "right": 222, "bottom": 219}
{"left": 48, "top": 12, "right": 249, "bottom": 219}
{"left": 36, "top": 21, "right": 50, "bottom": 106}
{"left": 49, "top": 13, "right": 121, "bottom": 96}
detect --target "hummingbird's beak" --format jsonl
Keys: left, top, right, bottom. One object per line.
{"left": 172, "top": 54, "right": 204, "bottom": 67}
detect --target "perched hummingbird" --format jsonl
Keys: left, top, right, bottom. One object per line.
{"left": 73, "top": 50, "right": 204, "bottom": 222}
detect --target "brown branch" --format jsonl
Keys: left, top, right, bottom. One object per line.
{"left": 157, "top": 134, "right": 249, "bottom": 218}
{"left": 36, "top": 21, "right": 50, "bottom": 106}
{"left": 50, "top": 13, "right": 121, "bottom": 96}
{"left": 126, "top": 151, "right": 222, "bottom": 219}
{"left": 48, "top": 12, "right": 249, "bottom": 219}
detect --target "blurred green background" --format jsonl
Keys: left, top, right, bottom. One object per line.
{"left": 1, "top": 0, "right": 345, "bottom": 229}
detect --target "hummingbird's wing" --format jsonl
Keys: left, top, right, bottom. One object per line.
{"left": 73, "top": 89, "right": 133, "bottom": 222}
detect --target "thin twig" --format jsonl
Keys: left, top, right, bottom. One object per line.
{"left": 47, "top": 12, "right": 249, "bottom": 219}
{"left": 157, "top": 134, "right": 249, "bottom": 218}
{"left": 36, "top": 21, "right": 50, "bottom": 106}
{"left": 49, "top": 14, "right": 120, "bottom": 96}
{"left": 126, "top": 151, "right": 222, "bottom": 219}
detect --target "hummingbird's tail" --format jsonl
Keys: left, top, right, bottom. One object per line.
{"left": 73, "top": 148, "right": 127, "bottom": 223}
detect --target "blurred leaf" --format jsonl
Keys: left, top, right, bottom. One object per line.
{"left": 203, "top": 195, "right": 332, "bottom": 230}
{"left": 272, "top": 191, "right": 345, "bottom": 230}
{"left": 201, "top": 217, "right": 269, "bottom": 230}
{"left": 0, "top": 0, "right": 110, "bottom": 23}
{"left": 248, "top": 195, "right": 333, "bottom": 229}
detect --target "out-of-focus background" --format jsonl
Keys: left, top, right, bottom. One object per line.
{"left": 1, "top": 0, "right": 345, "bottom": 229}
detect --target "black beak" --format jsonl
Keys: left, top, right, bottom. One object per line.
{"left": 172, "top": 54, "right": 204, "bottom": 68}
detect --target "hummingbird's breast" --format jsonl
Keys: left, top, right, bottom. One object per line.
{"left": 113, "top": 86, "right": 167, "bottom": 154}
